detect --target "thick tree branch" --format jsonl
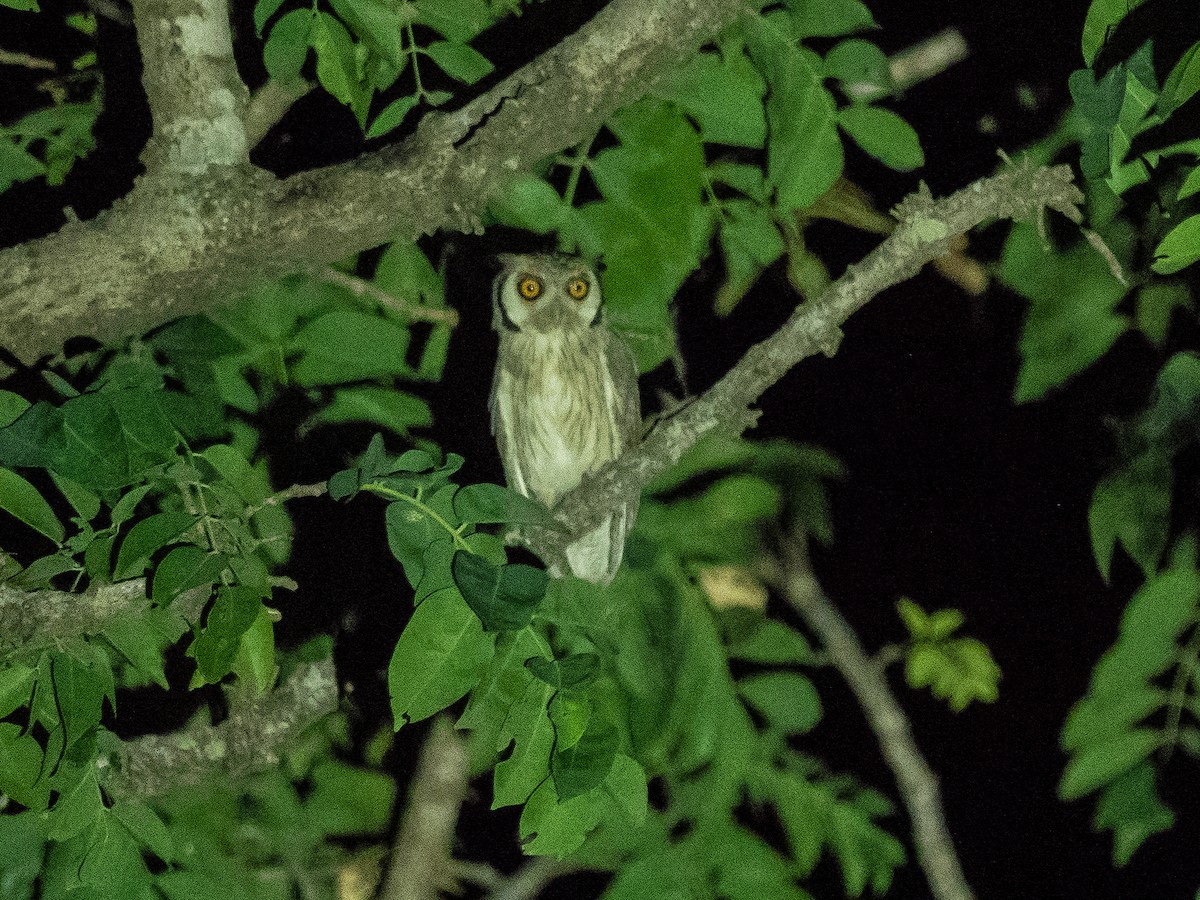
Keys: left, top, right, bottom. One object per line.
{"left": 130, "top": 0, "right": 249, "bottom": 174}
{"left": 761, "top": 539, "right": 975, "bottom": 900}
{"left": 0, "top": 0, "right": 756, "bottom": 366}
{"left": 0, "top": 577, "right": 206, "bottom": 653}
{"left": 532, "top": 162, "right": 1085, "bottom": 564}
{"left": 100, "top": 657, "right": 338, "bottom": 799}
{"left": 377, "top": 718, "right": 469, "bottom": 900}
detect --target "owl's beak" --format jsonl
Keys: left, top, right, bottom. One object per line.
{"left": 529, "top": 298, "right": 574, "bottom": 329}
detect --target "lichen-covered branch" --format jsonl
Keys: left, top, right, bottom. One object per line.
{"left": 762, "top": 539, "right": 976, "bottom": 900}
{"left": 0, "top": 577, "right": 207, "bottom": 654}
{"left": 129, "top": 0, "right": 249, "bottom": 174}
{"left": 534, "top": 162, "right": 1085, "bottom": 562}
{"left": 100, "top": 657, "right": 338, "bottom": 799}
{"left": 0, "top": 0, "right": 757, "bottom": 366}
{"left": 378, "top": 718, "right": 469, "bottom": 900}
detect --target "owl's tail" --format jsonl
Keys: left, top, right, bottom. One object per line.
{"left": 561, "top": 501, "right": 637, "bottom": 585}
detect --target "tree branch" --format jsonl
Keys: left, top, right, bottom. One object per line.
{"left": 0, "top": 0, "right": 756, "bottom": 366}
{"left": 129, "top": 0, "right": 249, "bottom": 174}
{"left": 0, "top": 577, "right": 206, "bottom": 654}
{"left": 761, "top": 538, "right": 976, "bottom": 900}
{"left": 532, "top": 162, "right": 1085, "bottom": 565}
{"left": 377, "top": 718, "right": 469, "bottom": 900}
{"left": 100, "top": 657, "right": 338, "bottom": 799}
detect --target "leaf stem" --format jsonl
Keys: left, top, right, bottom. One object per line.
{"left": 407, "top": 23, "right": 425, "bottom": 98}
{"left": 364, "top": 482, "right": 474, "bottom": 552}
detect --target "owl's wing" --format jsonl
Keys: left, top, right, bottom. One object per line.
{"left": 605, "top": 329, "right": 642, "bottom": 449}
{"left": 489, "top": 368, "right": 530, "bottom": 497}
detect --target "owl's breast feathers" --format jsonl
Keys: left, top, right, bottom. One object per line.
{"left": 491, "top": 327, "right": 636, "bottom": 508}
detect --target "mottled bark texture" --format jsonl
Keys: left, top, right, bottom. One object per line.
{"left": 0, "top": 0, "right": 756, "bottom": 367}
{"left": 100, "top": 658, "right": 338, "bottom": 798}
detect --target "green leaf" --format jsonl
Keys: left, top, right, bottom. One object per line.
{"left": 263, "top": 8, "right": 313, "bottom": 81}
{"left": 253, "top": 0, "right": 287, "bottom": 34}
{"left": 1062, "top": 686, "right": 1165, "bottom": 752}
{"left": 288, "top": 309, "right": 416, "bottom": 384}
{"left": 457, "top": 629, "right": 542, "bottom": 770}
{"left": 0, "top": 140, "right": 46, "bottom": 191}
{"left": 115, "top": 511, "right": 198, "bottom": 580}
{"left": 385, "top": 500, "right": 435, "bottom": 586}
{"left": 47, "top": 764, "right": 103, "bottom": 840}
{"left": 312, "top": 11, "right": 360, "bottom": 107}
{"left": 651, "top": 49, "right": 766, "bottom": 147}
{"left": 452, "top": 552, "right": 548, "bottom": 632}
{"left": 518, "top": 778, "right": 605, "bottom": 858}
{"left": 788, "top": 0, "right": 876, "bottom": 38}
{"left": 110, "top": 800, "right": 174, "bottom": 863}
{"left": 425, "top": 40, "right": 493, "bottom": 84}
{"left": 747, "top": 19, "right": 843, "bottom": 212}
{"left": 1060, "top": 728, "right": 1161, "bottom": 800}
{"left": 151, "top": 545, "right": 226, "bottom": 606}
{"left": 827, "top": 797, "right": 905, "bottom": 896}
{"left": 0, "top": 813, "right": 45, "bottom": 900}
{"left": 838, "top": 105, "right": 924, "bottom": 171}
{"left": 232, "top": 608, "right": 276, "bottom": 694}
{"left": 1081, "top": 0, "right": 1146, "bottom": 65}
{"left": 0, "top": 466, "right": 64, "bottom": 543}
{"left": 1135, "top": 283, "right": 1193, "bottom": 345}
{"left": 1160, "top": 41, "right": 1200, "bottom": 115}
{"left": 0, "top": 0, "right": 40, "bottom": 10}
{"left": 367, "top": 94, "right": 420, "bottom": 138}
{"left": 0, "top": 664, "right": 35, "bottom": 718}
{"left": 103, "top": 612, "right": 170, "bottom": 689}
{"left": 1092, "top": 567, "right": 1200, "bottom": 695}
{"left": 453, "top": 482, "right": 558, "bottom": 528}
{"left": 0, "top": 390, "right": 31, "bottom": 427}
{"left": 327, "top": 0, "right": 406, "bottom": 64}
{"left": 493, "top": 680, "right": 555, "bottom": 808}
{"left": 388, "top": 588, "right": 495, "bottom": 728}
{"left": 305, "top": 760, "right": 397, "bottom": 835}
{"left": 1089, "top": 460, "right": 1171, "bottom": 582}
{"left": 1001, "top": 223, "right": 1129, "bottom": 402}
{"left": 714, "top": 824, "right": 811, "bottom": 900}
{"left": 602, "top": 753, "right": 648, "bottom": 825}
{"left": 1094, "top": 761, "right": 1174, "bottom": 865}
{"left": 489, "top": 175, "right": 569, "bottom": 233}
{"left": 50, "top": 471, "right": 100, "bottom": 521}
{"left": 551, "top": 709, "right": 618, "bottom": 800}
{"left": 191, "top": 585, "right": 265, "bottom": 684}
{"left": 0, "top": 724, "right": 45, "bottom": 809}
{"left": 1151, "top": 213, "right": 1200, "bottom": 275}
{"left": 825, "top": 38, "right": 890, "bottom": 90}
{"left": 738, "top": 671, "right": 822, "bottom": 733}
{"left": 527, "top": 653, "right": 600, "bottom": 690}
{"left": 302, "top": 385, "right": 431, "bottom": 437}
{"left": 727, "top": 619, "right": 818, "bottom": 664}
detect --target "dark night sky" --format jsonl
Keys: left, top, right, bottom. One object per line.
{"left": 3, "top": 1, "right": 1198, "bottom": 897}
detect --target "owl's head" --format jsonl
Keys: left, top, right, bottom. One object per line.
{"left": 492, "top": 253, "right": 603, "bottom": 334}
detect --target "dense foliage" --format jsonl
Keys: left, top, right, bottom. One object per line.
{"left": 0, "top": 0, "right": 1196, "bottom": 897}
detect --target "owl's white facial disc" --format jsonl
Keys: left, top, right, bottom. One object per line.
{"left": 494, "top": 254, "right": 603, "bottom": 334}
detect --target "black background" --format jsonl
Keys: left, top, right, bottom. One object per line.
{"left": 2, "top": 0, "right": 1198, "bottom": 897}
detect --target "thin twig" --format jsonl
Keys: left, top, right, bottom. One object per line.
{"left": 0, "top": 48, "right": 56, "bottom": 71}
{"left": 488, "top": 857, "right": 578, "bottom": 900}
{"left": 377, "top": 718, "right": 470, "bottom": 900}
{"left": 844, "top": 27, "right": 969, "bottom": 102}
{"left": 243, "top": 78, "right": 315, "bottom": 149}
{"left": 320, "top": 267, "right": 460, "bottom": 326}
{"left": 761, "top": 538, "right": 976, "bottom": 900}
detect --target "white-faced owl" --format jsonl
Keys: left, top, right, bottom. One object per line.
{"left": 490, "top": 253, "right": 640, "bottom": 583}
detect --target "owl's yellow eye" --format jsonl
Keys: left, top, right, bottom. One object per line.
{"left": 517, "top": 276, "right": 542, "bottom": 301}
{"left": 567, "top": 277, "right": 589, "bottom": 300}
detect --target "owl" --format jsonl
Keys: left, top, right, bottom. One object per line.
{"left": 490, "top": 253, "right": 641, "bottom": 584}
